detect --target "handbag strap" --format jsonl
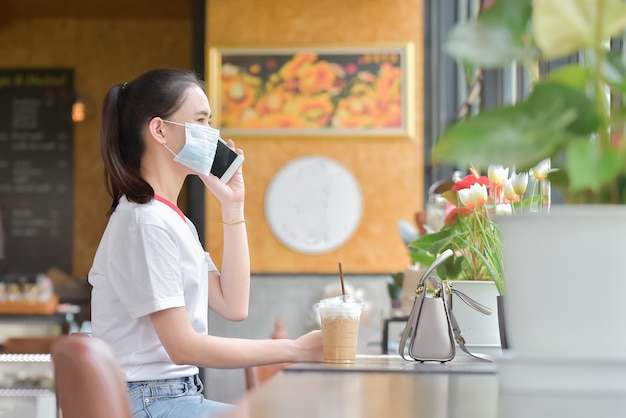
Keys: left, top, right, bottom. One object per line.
{"left": 448, "top": 309, "right": 494, "bottom": 362}
{"left": 439, "top": 281, "right": 493, "bottom": 362}
{"left": 448, "top": 284, "right": 494, "bottom": 362}
{"left": 451, "top": 288, "right": 493, "bottom": 315}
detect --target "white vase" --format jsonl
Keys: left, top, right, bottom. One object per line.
{"left": 497, "top": 205, "right": 626, "bottom": 393}
{"left": 449, "top": 280, "right": 500, "bottom": 349}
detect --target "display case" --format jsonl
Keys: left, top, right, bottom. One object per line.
{"left": 0, "top": 353, "right": 56, "bottom": 418}
{"left": 0, "top": 310, "right": 77, "bottom": 418}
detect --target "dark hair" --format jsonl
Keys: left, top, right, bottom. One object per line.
{"left": 100, "top": 68, "right": 205, "bottom": 214}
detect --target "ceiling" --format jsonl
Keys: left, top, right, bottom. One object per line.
{"left": 3, "top": 0, "right": 192, "bottom": 19}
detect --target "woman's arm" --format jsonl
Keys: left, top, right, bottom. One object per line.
{"left": 199, "top": 140, "right": 250, "bottom": 320}
{"left": 150, "top": 307, "right": 323, "bottom": 368}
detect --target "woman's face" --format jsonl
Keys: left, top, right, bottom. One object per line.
{"left": 163, "top": 85, "right": 213, "bottom": 154}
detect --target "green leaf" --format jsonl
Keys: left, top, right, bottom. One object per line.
{"left": 437, "top": 256, "right": 464, "bottom": 281}
{"left": 480, "top": 0, "right": 532, "bottom": 36}
{"left": 445, "top": 0, "right": 536, "bottom": 68}
{"left": 566, "top": 140, "right": 621, "bottom": 191}
{"left": 408, "top": 229, "right": 449, "bottom": 253}
{"left": 446, "top": 22, "right": 537, "bottom": 68}
{"left": 534, "top": 0, "right": 626, "bottom": 60}
{"left": 409, "top": 252, "right": 435, "bottom": 267}
{"left": 526, "top": 81, "right": 600, "bottom": 136}
{"left": 432, "top": 80, "right": 600, "bottom": 172}
{"left": 387, "top": 273, "right": 404, "bottom": 299}
{"left": 433, "top": 101, "right": 573, "bottom": 171}
{"left": 545, "top": 65, "right": 591, "bottom": 90}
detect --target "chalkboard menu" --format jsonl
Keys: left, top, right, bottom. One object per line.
{"left": 0, "top": 69, "right": 73, "bottom": 281}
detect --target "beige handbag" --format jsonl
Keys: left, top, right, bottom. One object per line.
{"left": 399, "top": 249, "right": 493, "bottom": 363}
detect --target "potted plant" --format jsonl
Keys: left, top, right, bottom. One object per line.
{"left": 430, "top": 0, "right": 626, "bottom": 391}
{"left": 386, "top": 272, "right": 404, "bottom": 313}
{"left": 408, "top": 163, "right": 545, "bottom": 347}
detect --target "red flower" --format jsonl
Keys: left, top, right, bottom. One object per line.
{"left": 444, "top": 206, "right": 473, "bottom": 226}
{"left": 453, "top": 174, "right": 491, "bottom": 191}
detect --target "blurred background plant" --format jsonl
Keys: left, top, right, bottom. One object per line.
{"left": 386, "top": 272, "right": 404, "bottom": 308}
{"left": 431, "top": 0, "right": 626, "bottom": 204}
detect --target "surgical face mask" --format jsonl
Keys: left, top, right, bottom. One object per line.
{"left": 162, "top": 120, "right": 219, "bottom": 175}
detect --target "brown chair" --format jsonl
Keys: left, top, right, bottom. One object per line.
{"left": 244, "top": 317, "right": 291, "bottom": 390}
{"left": 245, "top": 362, "right": 287, "bottom": 390}
{"left": 51, "top": 334, "right": 132, "bottom": 418}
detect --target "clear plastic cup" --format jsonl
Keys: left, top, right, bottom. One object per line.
{"left": 317, "top": 295, "right": 364, "bottom": 363}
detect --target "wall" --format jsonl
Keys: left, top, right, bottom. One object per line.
{"left": 203, "top": 0, "right": 423, "bottom": 403}
{"left": 0, "top": 15, "right": 191, "bottom": 277}
{"left": 1, "top": 0, "right": 424, "bottom": 277}
{"left": 206, "top": 0, "right": 424, "bottom": 274}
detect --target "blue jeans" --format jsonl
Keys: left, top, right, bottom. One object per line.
{"left": 127, "top": 374, "right": 234, "bottom": 418}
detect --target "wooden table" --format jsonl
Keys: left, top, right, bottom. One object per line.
{"left": 218, "top": 354, "right": 626, "bottom": 418}
{"left": 218, "top": 354, "right": 499, "bottom": 418}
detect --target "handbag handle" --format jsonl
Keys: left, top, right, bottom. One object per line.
{"left": 420, "top": 249, "right": 493, "bottom": 316}
{"left": 417, "top": 249, "right": 454, "bottom": 289}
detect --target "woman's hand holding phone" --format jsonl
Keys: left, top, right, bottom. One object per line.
{"left": 199, "top": 139, "right": 245, "bottom": 205}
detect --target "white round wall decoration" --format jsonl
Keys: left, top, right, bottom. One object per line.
{"left": 264, "top": 156, "right": 363, "bottom": 255}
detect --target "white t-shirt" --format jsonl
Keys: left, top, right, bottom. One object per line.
{"left": 88, "top": 195, "right": 217, "bottom": 382}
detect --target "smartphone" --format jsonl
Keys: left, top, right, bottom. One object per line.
{"left": 211, "top": 138, "right": 244, "bottom": 183}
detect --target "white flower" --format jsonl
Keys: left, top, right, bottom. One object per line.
{"left": 458, "top": 183, "right": 488, "bottom": 209}
{"left": 510, "top": 172, "right": 529, "bottom": 195}
{"left": 503, "top": 179, "right": 517, "bottom": 201}
{"left": 495, "top": 203, "right": 513, "bottom": 216}
{"left": 530, "top": 159, "right": 558, "bottom": 181}
{"left": 488, "top": 165, "right": 509, "bottom": 187}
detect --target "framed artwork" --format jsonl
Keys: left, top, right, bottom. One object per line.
{"left": 207, "top": 44, "right": 414, "bottom": 137}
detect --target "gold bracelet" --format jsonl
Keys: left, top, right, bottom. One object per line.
{"left": 222, "top": 219, "right": 246, "bottom": 225}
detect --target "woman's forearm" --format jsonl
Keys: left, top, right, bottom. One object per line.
{"left": 151, "top": 307, "right": 323, "bottom": 368}
{"left": 208, "top": 203, "right": 251, "bottom": 320}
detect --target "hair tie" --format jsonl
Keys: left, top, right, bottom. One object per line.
{"left": 119, "top": 82, "right": 129, "bottom": 103}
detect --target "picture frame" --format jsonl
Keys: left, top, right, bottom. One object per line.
{"left": 207, "top": 44, "right": 414, "bottom": 137}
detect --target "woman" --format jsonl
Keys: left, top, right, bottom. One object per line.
{"left": 88, "top": 68, "right": 323, "bottom": 418}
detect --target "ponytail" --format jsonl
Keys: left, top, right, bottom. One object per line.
{"left": 100, "top": 83, "right": 153, "bottom": 215}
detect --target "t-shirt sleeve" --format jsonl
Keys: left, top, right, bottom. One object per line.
{"left": 205, "top": 252, "right": 218, "bottom": 272}
{"left": 108, "top": 222, "right": 185, "bottom": 320}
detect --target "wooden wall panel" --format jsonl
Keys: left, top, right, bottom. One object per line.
{"left": 0, "top": 17, "right": 191, "bottom": 277}
{"left": 206, "top": 0, "right": 424, "bottom": 273}
{"left": 0, "top": 0, "right": 424, "bottom": 278}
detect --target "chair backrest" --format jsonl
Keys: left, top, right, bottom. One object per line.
{"left": 51, "top": 334, "right": 132, "bottom": 418}
{"left": 245, "top": 362, "right": 288, "bottom": 390}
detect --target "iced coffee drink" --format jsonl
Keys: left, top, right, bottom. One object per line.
{"left": 318, "top": 295, "right": 364, "bottom": 363}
